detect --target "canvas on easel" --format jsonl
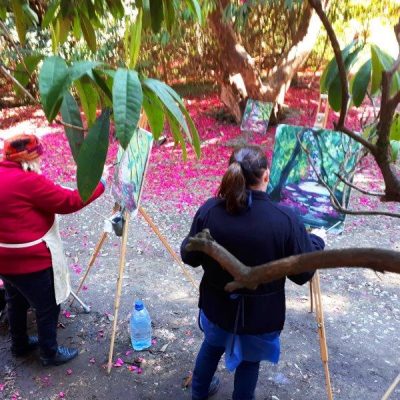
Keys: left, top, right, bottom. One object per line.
{"left": 111, "top": 127, "right": 153, "bottom": 213}
{"left": 240, "top": 99, "right": 273, "bottom": 135}
{"left": 267, "top": 124, "right": 361, "bottom": 234}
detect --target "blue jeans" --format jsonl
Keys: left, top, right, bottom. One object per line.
{"left": 1, "top": 268, "right": 60, "bottom": 357}
{"left": 192, "top": 339, "right": 260, "bottom": 400}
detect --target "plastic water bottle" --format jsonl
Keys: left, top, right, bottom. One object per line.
{"left": 130, "top": 300, "right": 152, "bottom": 350}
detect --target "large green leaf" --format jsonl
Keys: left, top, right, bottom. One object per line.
{"left": 91, "top": 69, "right": 113, "bottom": 103}
{"left": 320, "top": 41, "right": 357, "bottom": 93}
{"left": 389, "top": 114, "right": 400, "bottom": 141}
{"left": 142, "top": 87, "right": 165, "bottom": 139}
{"left": 186, "top": 0, "right": 202, "bottom": 24}
{"left": 390, "top": 140, "right": 400, "bottom": 163}
{"left": 60, "top": 92, "right": 84, "bottom": 162}
{"left": 371, "top": 45, "right": 400, "bottom": 95}
{"left": 351, "top": 60, "right": 371, "bottom": 107}
{"left": 138, "top": 0, "right": 151, "bottom": 30}
{"left": 166, "top": 110, "right": 187, "bottom": 160}
{"left": 162, "top": 0, "right": 175, "bottom": 32}
{"left": 11, "top": 0, "right": 26, "bottom": 45}
{"left": 39, "top": 56, "right": 70, "bottom": 122}
{"left": 112, "top": 69, "right": 143, "bottom": 149}
{"left": 70, "top": 61, "right": 102, "bottom": 81}
{"left": 328, "top": 77, "right": 342, "bottom": 112}
{"left": 77, "top": 109, "right": 110, "bottom": 201}
{"left": 75, "top": 78, "right": 99, "bottom": 127}
{"left": 42, "top": 0, "right": 60, "bottom": 28}
{"left": 127, "top": 9, "right": 142, "bottom": 68}
{"left": 79, "top": 13, "right": 97, "bottom": 52}
{"left": 143, "top": 78, "right": 189, "bottom": 136}
{"left": 149, "top": 0, "right": 163, "bottom": 33}
{"left": 13, "top": 54, "right": 43, "bottom": 94}
{"left": 162, "top": 84, "right": 201, "bottom": 158}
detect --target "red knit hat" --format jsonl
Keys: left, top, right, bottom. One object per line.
{"left": 3, "top": 134, "right": 43, "bottom": 162}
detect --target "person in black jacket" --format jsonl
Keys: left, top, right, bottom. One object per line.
{"left": 181, "top": 145, "right": 325, "bottom": 400}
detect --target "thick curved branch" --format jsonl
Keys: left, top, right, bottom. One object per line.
{"left": 186, "top": 230, "right": 400, "bottom": 292}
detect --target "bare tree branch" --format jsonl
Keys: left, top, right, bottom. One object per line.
{"left": 185, "top": 230, "right": 400, "bottom": 292}
{"left": 0, "top": 64, "right": 37, "bottom": 103}
{"left": 296, "top": 131, "right": 400, "bottom": 218}
{"left": 335, "top": 173, "right": 385, "bottom": 197}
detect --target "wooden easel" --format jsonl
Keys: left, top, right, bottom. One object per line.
{"left": 70, "top": 114, "right": 198, "bottom": 374}
{"left": 308, "top": 93, "right": 333, "bottom": 400}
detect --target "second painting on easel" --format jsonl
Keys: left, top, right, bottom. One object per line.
{"left": 267, "top": 124, "right": 360, "bottom": 233}
{"left": 112, "top": 128, "right": 153, "bottom": 212}
{"left": 240, "top": 99, "right": 273, "bottom": 135}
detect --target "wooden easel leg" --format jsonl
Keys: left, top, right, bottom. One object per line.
{"left": 309, "top": 279, "right": 314, "bottom": 313}
{"left": 70, "top": 232, "right": 109, "bottom": 307}
{"left": 381, "top": 373, "right": 400, "bottom": 400}
{"left": 139, "top": 206, "right": 198, "bottom": 290}
{"left": 107, "top": 210, "right": 131, "bottom": 374}
{"left": 313, "top": 271, "right": 334, "bottom": 400}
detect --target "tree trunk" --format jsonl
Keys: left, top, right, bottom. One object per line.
{"left": 209, "top": 0, "right": 328, "bottom": 121}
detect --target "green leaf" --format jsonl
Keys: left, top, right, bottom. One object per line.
{"left": 112, "top": 69, "right": 143, "bottom": 149}
{"left": 143, "top": 78, "right": 189, "bottom": 136}
{"left": 389, "top": 114, "right": 400, "bottom": 141}
{"left": 60, "top": 92, "right": 84, "bottom": 162}
{"left": 106, "top": 0, "right": 124, "bottom": 18}
{"left": 91, "top": 69, "right": 113, "bottom": 103}
{"left": 162, "top": 84, "right": 201, "bottom": 158}
{"left": 320, "top": 41, "right": 356, "bottom": 93}
{"left": 72, "top": 15, "right": 81, "bottom": 39}
{"left": 149, "top": 0, "right": 163, "bottom": 33}
{"left": 79, "top": 13, "right": 97, "bottom": 52}
{"left": 162, "top": 0, "right": 175, "bottom": 33}
{"left": 142, "top": 87, "right": 164, "bottom": 139}
{"left": 70, "top": 61, "right": 102, "bottom": 81}
{"left": 166, "top": 110, "right": 187, "bottom": 160}
{"left": 351, "top": 60, "right": 371, "bottom": 107}
{"left": 328, "top": 77, "right": 342, "bottom": 112}
{"left": 57, "top": 16, "right": 71, "bottom": 45}
{"left": 127, "top": 9, "right": 142, "bottom": 69}
{"left": 77, "top": 109, "right": 110, "bottom": 201}
{"left": 39, "top": 56, "right": 70, "bottom": 122}
{"left": 390, "top": 140, "right": 400, "bottom": 163}
{"left": 11, "top": 0, "right": 26, "bottom": 45}
{"left": 13, "top": 54, "right": 43, "bottom": 93}
{"left": 22, "top": 3, "right": 38, "bottom": 25}
{"left": 42, "top": 0, "right": 60, "bottom": 28}
{"left": 75, "top": 78, "right": 99, "bottom": 127}
{"left": 186, "top": 0, "right": 202, "bottom": 24}
{"left": 371, "top": 45, "right": 400, "bottom": 95}
{"left": 0, "top": 6, "right": 6, "bottom": 20}
{"left": 138, "top": 0, "right": 151, "bottom": 30}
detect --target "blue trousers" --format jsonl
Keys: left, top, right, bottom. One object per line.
{"left": 192, "top": 339, "right": 260, "bottom": 400}
{"left": 1, "top": 268, "right": 60, "bottom": 357}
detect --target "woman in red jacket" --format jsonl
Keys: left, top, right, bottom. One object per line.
{"left": 0, "top": 134, "right": 105, "bottom": 366}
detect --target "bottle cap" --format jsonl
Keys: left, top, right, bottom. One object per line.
{"left": 135, "top": 300, "right": 144, "bottom": 311}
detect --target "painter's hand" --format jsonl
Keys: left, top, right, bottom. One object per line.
{"left": 311, "top": 228, "right": 327, "bottom": 243}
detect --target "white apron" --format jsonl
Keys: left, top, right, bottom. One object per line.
{"left": 0, "top": 216, "right": 71, "bottom": 305}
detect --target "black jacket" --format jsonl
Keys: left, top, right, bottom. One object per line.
{"left": 180, "top": 191, "right": 325, "bottom": 335}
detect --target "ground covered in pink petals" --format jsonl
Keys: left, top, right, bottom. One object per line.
{"left": 0, "top": 86, "right": 388, "bottom": 217}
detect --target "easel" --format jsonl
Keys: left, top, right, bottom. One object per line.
{"left": 70, "top": 114, "right": 198, "bottom": 374}
{"left": 308, "top": 93, "right": 333, "bottom": 400}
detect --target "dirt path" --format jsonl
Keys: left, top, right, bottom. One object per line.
{"left": 1, "top": 186, "right": 399, "bottom": 400}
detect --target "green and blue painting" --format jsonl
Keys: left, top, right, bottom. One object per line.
{"left": 240, "top": 99, "right": 273, "bottom": 135}
{"left": 267, "top": 125, "right": 361, "bottom": 233}
{"left": 112, "top": 128, "right": 153, "bottom": 212}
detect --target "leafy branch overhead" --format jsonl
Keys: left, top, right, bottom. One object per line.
{"left": 0, "top": 0, "right": 203, "bottom": 201}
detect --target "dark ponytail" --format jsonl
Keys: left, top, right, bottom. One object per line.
{"left": 217, "top": 145, "right": 268, "bottom": 214}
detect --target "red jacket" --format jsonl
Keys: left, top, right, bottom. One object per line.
{"left": 0, "top": 160, "right": 105, "bottom": 275}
